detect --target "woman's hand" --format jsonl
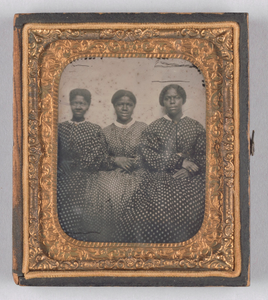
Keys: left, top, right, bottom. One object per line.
{"left": 182, "top": 158, "right": 199, "bottom": 174}
{"left": 114, "top": 157, "right": 135, "bottom": 172}
{"left": 172, "top": 168, "right": 190, "bottom": 179}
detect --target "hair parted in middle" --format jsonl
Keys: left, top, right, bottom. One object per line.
{"left": 111, "top": 90, "right": 137, "bottom": 106}
{"left": 69, "top": 88, "right": 92, "bottom": 105}
{"left": 159, "top": 84, "right": 187, "bottom": 106}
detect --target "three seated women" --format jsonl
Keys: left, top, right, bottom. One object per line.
{"left": 57, "top": 84, "right": 206, "bottom": 243}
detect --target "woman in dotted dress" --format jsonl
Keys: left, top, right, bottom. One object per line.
{"left": 57, "top": 88, "right": 107, "bottom": 239}
{"left": 80, "top": 90, "right": 147, "bottom": 242}
{"left": 114, "top": 84, "right": 206, "bottom": 244}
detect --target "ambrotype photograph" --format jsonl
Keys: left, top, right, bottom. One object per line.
{"left": 13, "top": 14, "right": 249, "bottom": 286}
{"left": 57, "top": 57, "right": 206, "bottom": 244}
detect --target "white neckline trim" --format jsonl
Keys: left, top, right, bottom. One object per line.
{"left": 68, "top": 120, "right": 86, "bottom": 124}
{"left": 164, "top": 114, "right": 185, "bottom": 122}
{"left": 114, "top": 118, "right": 136, "bottom": 129}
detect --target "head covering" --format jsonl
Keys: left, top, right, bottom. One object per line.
{"left": 111, "top": 90, "right": 137, "bottom": 106}
{"left": 69, "top": 88, "right": 91, "bottom": 105}
{"left": 159, "top": 84, "right": 186, "bottom": 106}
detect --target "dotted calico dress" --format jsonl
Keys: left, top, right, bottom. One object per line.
{"left": 114, "top": 116, "right": 206, "bottom": 244}
{"left": 80, "top": 120, "right": 147, "bottom": 242}
{"left": 57, "top": 121, "right": 106, "bottom": 239}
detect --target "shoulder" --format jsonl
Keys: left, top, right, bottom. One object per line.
{"left": 183, "top": 117, "right": 206, "bottom": 133}
{"left": 141, "top": 118, "right": 169, "bottom": 137}
{"left": 82, "top": 122, "right": 103, "bottom": 136}
{"left": 58, "top": 120, "right": 69, "bottom": 127}
{"left": 58, "top": 121, "right": 70, "bottom": 131}
{"left": 183, "top": 116, "right": 204, "bottom": 128}
{"left": 148, "top": 117, "right": 169, "bottom": 130}
{"left": 134, "top": 121, "right": 147, "bottom": 126}
{"left": 149, "top": 117, "right": 166, "bottom": 126}
{"left": 103, "top": 123, "right": 114, "bottom": 134}
{"left": 133, "top": 121, "right": 147, "bottom": 130}
{"left": 84, "top": 121, "right": 101, "bottom": 130}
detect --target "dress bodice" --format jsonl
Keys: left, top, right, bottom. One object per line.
{"left": 103, "top": 121, "right": 147, "bottom": 158}
{"left": 139, "top": 116, "right": 206, "bottom": 173}
{"left": 58, "top": 121, "right": 105, "bottom": 172}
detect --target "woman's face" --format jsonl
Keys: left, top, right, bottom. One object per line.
{"left": 70, "top": 95, "right": 89, "bottom": 119}
{"left": 114, "top": 96, "right": 135, "bottom": 123}
{"left": 163, "top": 88, "right": 183, "bottom": 117}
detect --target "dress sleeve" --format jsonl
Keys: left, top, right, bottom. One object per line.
{"left": 189, "top": 124, "right": 206, "bottom": 174}
{"left": 57, "top": 124, "right": 63, "bottom": 174}
{"left": 99, "top": 131, "right": 117, "bottom": 171}
{"left": 78, "top": 127, "right": 108, "bottom": 171}
{"left": 130, "top": 123, "right": 148, "bottom": 170}
{"left": 57, "top": 123, "right": 71, "bottom": 175}
{"left": 139, "top": 126, "right": 183, "bottom": 172}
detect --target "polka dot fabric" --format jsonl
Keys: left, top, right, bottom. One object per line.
{"left": 57, "top": 121, "right": 106, "bottom": 238}
{"left": 103, "top": 121, "right": 148, "bottom": 161}
{"left": 114, "top": 117, "right": 206, "bottom": 244}
{"left": 79, "top": 121, "right": 147, "bottom": 242}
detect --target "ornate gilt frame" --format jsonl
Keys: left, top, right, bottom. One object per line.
{"left": 13, "top": 13, "right": 249, "bottom": 286}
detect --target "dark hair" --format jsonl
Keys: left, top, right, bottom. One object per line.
{"left": 159, "top": 84, "right": 186, "bottom": 106}
{"left": 69, "top": 88, "right": 91, "bottom": 105}
{"left": 111, "top": 90, "right": 136, "bottom": 106}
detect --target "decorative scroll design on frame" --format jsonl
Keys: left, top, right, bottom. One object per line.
{"left": 26, "top": 26, "right": 236, "bottom": 272}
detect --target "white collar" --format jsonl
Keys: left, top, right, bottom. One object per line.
{"left": 68, "top": 120, "right": 86, "bottom": 124}
{"left": 114, "top": 118, "right": 136, "bottom": 129}
{"left": 164, "top": 114, "right": 185, "bottom": 122}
